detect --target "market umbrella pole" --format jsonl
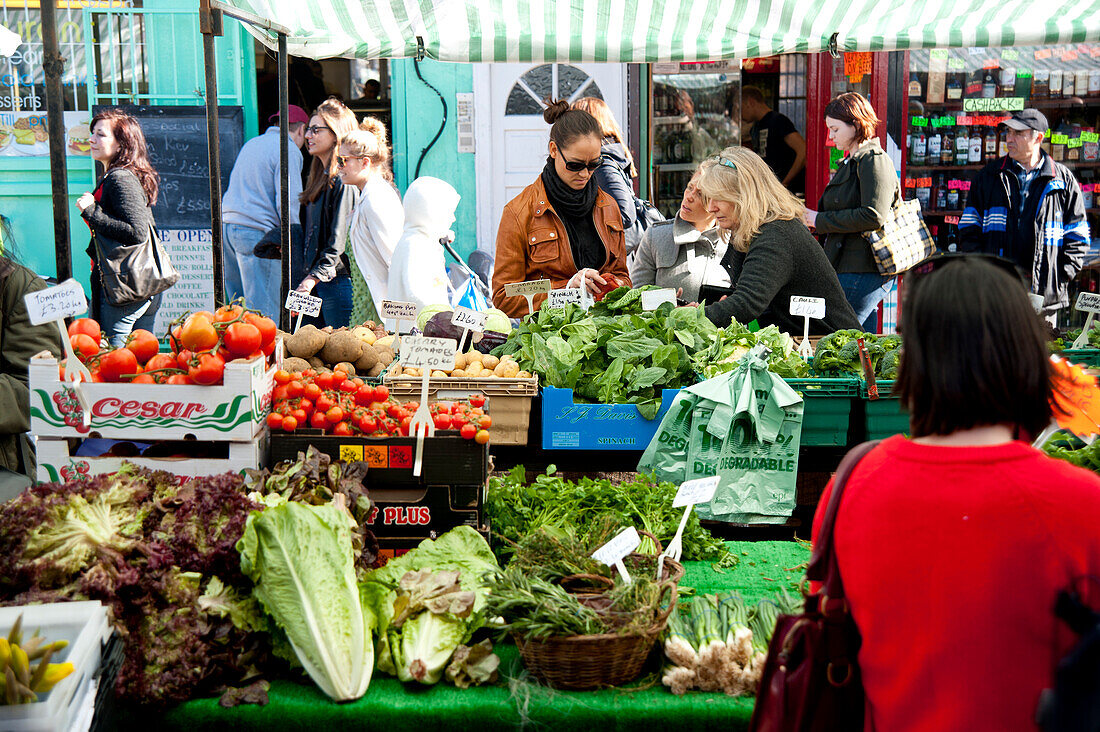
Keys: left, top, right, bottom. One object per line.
{"left": 40, "top": 0, "right": 71, "bottom": 281}
{"left": 278, "top": 32, "right": 290, "bottom": 332}
{"left": 200, "top": 0, "right": 225, "bottom": 305}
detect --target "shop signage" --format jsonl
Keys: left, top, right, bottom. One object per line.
{"left": 284, "top": 290, "right": 322, "bottom": 317}
{"left": 789, "top": 296, "right": 826, "bottom": 319}
{"left": 504, "top": 279, "right": 551, "bottom": 316}
{"left": 1075, "top": 292, "right": 1100, "bottom": 314}
{"left": 962, "top": 97, "right": 1025, "bottom": 113}
{"left": 24, "top": 279, "right": 87, "bottom": 325}
{"left": 450, "top": 306, "right": 486, "bottom": 351}
{"left": 545, "top": 287, "right": 592, "bottom": 310}
{"left": 400, "top": 336, "right": 457, "bottom": 370}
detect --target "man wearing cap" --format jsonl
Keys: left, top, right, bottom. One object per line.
{"left": 221, "top": 105, "right": 309, "bottom": 319}
{"left": 959, "top": 108, "right": 1089, "bottom": 324}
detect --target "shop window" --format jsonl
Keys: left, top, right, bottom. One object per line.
{"left": 505, "top": 64, "right": 603, "bottom": 116}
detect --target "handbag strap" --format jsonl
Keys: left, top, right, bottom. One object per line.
{"left": 806, "top": 440, "right": 880, "bottom": 599}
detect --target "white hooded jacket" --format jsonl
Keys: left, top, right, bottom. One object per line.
{"left": 387, "top": 176, "right": 460, "bottom": 312}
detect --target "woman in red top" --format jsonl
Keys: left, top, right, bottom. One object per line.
{"left": 812, "top": 254, "right": 1100, "bottom": 732}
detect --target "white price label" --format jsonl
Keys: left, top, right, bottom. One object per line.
{"left": 673, "top": 476, "right": 720, "bottom": 508}
{"left": 592, "top": 526, "right": 641, "bottom": 567}
{"left": 451, "top": 306, "right": 487, "bottom": 333}
{"left": 790, "top": 296, "right": 826, "bottom": 319}
{"left": 285, "top": 290, "right": 323, "bottom": 317}
{"left": 24, "top": 279, "right": 87, "bottom": 326}
{"left": 641, "top": 288, "right": 677, "bottom": 310}
{"left": 1075, "top": 292, "right": 1100, "bottom": 314}
{"left": 400, "top": 336, "right": 457, "bottom": 370}
{"left": 381, "top": 300, "right": 420, "bottom": 321}
{"left": 503, "top": 279, "right": 551, "bottom": 297}
{"left": 545, "top": 287, "right": 591, "bottom": 310}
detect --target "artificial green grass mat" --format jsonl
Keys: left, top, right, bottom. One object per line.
{"left": 118, "top": 541, "right": 810, "bottom": 731}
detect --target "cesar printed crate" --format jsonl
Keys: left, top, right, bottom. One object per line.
{"left": 29, "top": 354, "right": 275, "bottom": 441}
{"left": 540, "top": 386, "right": 681, "bottom": 450}
{"left": 268, "top": 432, "right": 488, "bottom": 487}
{"left": 36, "top": 433, "right": 269, "bottom": 483}
{"left": 384, "top": 376, "right": 538, "bottom": 446}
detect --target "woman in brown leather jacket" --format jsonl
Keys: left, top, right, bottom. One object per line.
{"left": 492, "top": 100, "right": 631, "bottom": 317}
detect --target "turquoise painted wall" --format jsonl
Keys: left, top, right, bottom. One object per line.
{"left": 390, "top": 59, "right": 477, "bottom": 263}
{"left": 0, "top": 8, "right": 256, "bottom": 290}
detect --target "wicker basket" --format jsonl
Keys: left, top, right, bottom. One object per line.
{"left": 513, "top": 549, "right": 685, "bottom": 690}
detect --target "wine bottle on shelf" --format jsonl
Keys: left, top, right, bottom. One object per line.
{"left": 946, "top": 182, "right": 961, "bottom": 210}
{"left": 956, "top": 126, "right": 971, "bottom": 166}
{"left": 946, "top": 225, "right": 958, "bottom": 253}
{"left": 911, "top": 126, "right": 927, "bottom": 166}
{"left": 941, "top": 127, "right": 955, "bottom": 165}
{"left": 928, "top": 128, "right": 942, "bottom": 161}
{"left": 946, "top": 74, "right": 963, "bottom": 101}
{"left": 968, "top": 130, "right": 983, "bottom": 164}
{"left": 909, "top": 72, "right": 923, "bottom": 98}
{"left": 981, "top": 69, "right": 997, "bottom": 98}
{"left": 935, "top": 174, "right": 948, "bottom": 210}
{"left": 984, "top": 127, "right": 997, "bottom": 161}
{"left": 1000, "top": 68, "right": 1016, "bottom": 96}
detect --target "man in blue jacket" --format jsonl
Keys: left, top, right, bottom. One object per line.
{"left": 959, "top": 108, "right": 1089, "bottom": 325}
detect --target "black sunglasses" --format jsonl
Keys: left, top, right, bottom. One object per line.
{"left": 562, "top": 155, "right": 603, "bottom": 172}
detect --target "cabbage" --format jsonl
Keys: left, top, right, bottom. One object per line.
{"left": 483, "top": 308, "right": 512, "bottom": 335}
{"left": 417, "top": 303, "right": 453, "bottom": 331}
{"left": 237, "top": 499, "right": 375, "bottom": 702}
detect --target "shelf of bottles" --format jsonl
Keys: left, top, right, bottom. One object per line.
{"left": 906, "top": 45, "right": 1100, "bottom": 261}
{"left": 651, "top": 64, "right": 741, "bottom": 219}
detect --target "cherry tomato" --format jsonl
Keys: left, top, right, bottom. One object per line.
{"left": 303, "top": 382, "right": 322, "bottom": 400}
{"left": 310, "top": 411, "right": 328, "bottom": 430}
{"left": 176, "top": 349, "right": 193, "bottom": 368}
{"left": 326, "top": 406, "right": 344, "bottom": 424}
{"left": 478, "top": 415, "right": 492, "bottom": 429}
{"left": 281, "top": 415, "right": 299, "bottom": 432}
{"left": 373, "top": 385, "right": 389, "bottom": 402}
{"left": 272, "top": 384, "right": 289, "bottom": 402}
{"left": 468, "top": 394, "right": 486, "bottom": 408}
{"left": 351, "top": 377, "right": 364, "bottom": 388}
{"left": 223, "top": 321, "right": 262, "bottom": 357}
{"left": 125, "top": 329, "right": 160, "bottom": 365}
{"left": 290, "top": 408, "right": 307, "bottom": 423}
{"left": 98, "top": 348, "right": 139, "bottom": 382}
{"left": 267, "top": 413, "right": 284, "bottom": 430}
{"left": 433, "top": 413, "right": 453, "bottom": 430}
{"left": 287, "top": 380, "right": 305, "bottom": 398}
{"left": 451, "top": 414, "right": 468, "bottom": 430}
{"left": 188, "top": 352, "right": 225, "bottom": 385}
{"left": 180, "top": 314, "right": 219, "bottom": 352}
{"left": 358, "top": 414, "right": 378, "bottom": 433}
{"left": 167, "top": 373, "right": 193, "bottom": 385}
{"left": 330, "top": 369, "right": 348, "bottom": 385}
{"left": 132, "top": 374, "right": 156, "bottom": 384}
{"left": 316, "top": 394, "right": 335, "bottom": 412}
{"left": 68, "top": 318, "right": 101, "bottom": 344}
{"left": 244, "top": 312, "right": 277, "bottom": 347}
{"left": 474, "top": 429, "right": 490, "bottom": 445}
{"left": 355, "top": 385, "right": 375, "bottom": 406}
{"left": 214, "top": 303, "right": 244, "bottom": 324}
{"left": 298, "top": 398, "right": 313, "bottom": 413}
{"left": 70, "top": 334, "right": 99, "bottom": 361}
{"left": 460, "top": 423, "right": 477, "bottom": 440}
{"left": 315, "top": 372, "right": 334, "bottom": 390}
{"left": 332, "top": 421, "right": 353, "bottom": 436}
{"left": 338, "top": 379, "right": 358, "bottom": 394}
{"left": 387, "top": 403, "right": 404, "bottom": 419}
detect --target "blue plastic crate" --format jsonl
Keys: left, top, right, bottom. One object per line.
{"left": 540, "top": 386, "right": 681, "bottom": 450}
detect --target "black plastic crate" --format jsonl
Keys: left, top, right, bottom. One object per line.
{"left": 269, "top": 432, "right": 489, "bottom": 487}
{"left": 90, "top": 631, "right": 124, "bottom": 732}
{"left": 365, "top": 483, "right": 485, "bottom": 543}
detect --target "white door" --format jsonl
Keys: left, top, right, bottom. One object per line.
{"left": 473, "top": 63, "right": 628, "bottom": 256}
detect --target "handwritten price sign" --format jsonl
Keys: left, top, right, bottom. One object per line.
{"left": 285, "top": 290, "right": 322, "bottom": 317}
{"left": 673, "top": 476, "right": 720, "bottom": 508}
{"left": 789, "top": 296, "right": 826, "bottom": 319}
{"left": 451, "top": 306, "right": 487, "bottom": 333}
{"left": 400, "top": 335, "right": 457, "bottom": 370}
{"left": 24, "top": 279, "right": 87, "bottom": 326}
{"left": 381, "top": 300, "right": 419, "bottom": 321}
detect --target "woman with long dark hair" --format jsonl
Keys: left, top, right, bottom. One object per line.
{"left": 296, "top": 97, "right": 359, "bottom": 327}
{"left": 77, "top": 109, "right": 162, "bottom": 347}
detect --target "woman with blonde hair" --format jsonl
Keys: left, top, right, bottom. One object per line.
{"left": 699, "top": 146, "right": 860, "bottom": 333}
{"left": 336, "top": 117, "right": 402, "bottom": 325}
{"left": 804, "top": 92, "right": 898, "bottom": 331}
{"left": 572, "top": 96, "right": 663, "bottom": 255}
{"left": 296, "top": 97, "right": 360, "bottom": 327}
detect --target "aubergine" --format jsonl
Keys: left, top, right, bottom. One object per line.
{"left": 472, "top": 330, "right": 508, "bottom": 354}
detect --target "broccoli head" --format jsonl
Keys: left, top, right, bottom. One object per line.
{"left": 877, "top": 349, "right": 901, "bottom": 379}
{"left": 812, "top": 329, "right": 861, "bottom": 374}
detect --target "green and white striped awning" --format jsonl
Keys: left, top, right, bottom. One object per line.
{"left": 226, "top": 0, "right": 1100, "bottom": 61}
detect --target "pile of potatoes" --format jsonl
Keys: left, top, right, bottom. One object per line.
{"left": 278, "top": 321, "right": 399, "bottom": 377}
{"left": 392, "top": 351, "right": 534, "bottom": 380}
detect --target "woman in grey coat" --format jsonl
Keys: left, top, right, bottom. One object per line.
{"left": 630, "top": 162, "right": 724, "bottom": 302}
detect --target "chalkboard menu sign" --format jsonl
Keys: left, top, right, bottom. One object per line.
{"left": 91, "top": 105, "right": 244, "bottom": 230}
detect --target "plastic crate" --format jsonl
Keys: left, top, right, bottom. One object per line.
{"left": 0, "top": 601, "right": 111, "bottom": 732}
{"left": 860, "top": 380, "right": 909, "bottom": 439}
{"left": 540, "top": 386, "right": 681, "bottom": 450}
{"left": 784, "top": 377, "right": 858, "bottom": 447}
{"left": 1058, "top": 348, "right": 1100, "bottom": 368}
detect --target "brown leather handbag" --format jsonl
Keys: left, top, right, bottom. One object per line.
{"left": 749, "top": 440, "right": 879, "bottom": 732}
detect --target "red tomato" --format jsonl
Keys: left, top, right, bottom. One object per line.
{"left": 145, "top": 353, "right": 176, "bottom": 372}
{"left": 287, "top": 380, "right": 305, "bottom": 398}
{"left": 315, "top": 394, "right": 335, "bottom": 412}
{"left": 125, "top": 329, "right": 160, "bottom": 365}
{"left": 358, "top": 414, "right": 378, "bottom": 433}
{"left": 332, "top": 421, "right": 353, "bottom": 436}
{"left": 272, "top": 384, "right": 289, "bottom": 402}
{"left": 244, "top": 313, "right": 277, "bottom": 347}
{"left": 304, "top": 383, "right": 322, "bottom": 400}
{"left": 355, "top": 385, "right": 375, "bottom": 406}
{"left": 451, "top": 414, "right": 468, "bottom": 429}
{"left": 267, "top": 413, "right": 284, "bottom": 429}
{"left": 188, "top": 353, "right": 225, "bottom": 385}
{"left": 310, "top": 411, "right": 328, "bottom": 430}
{"left": 326, "top": 406, "right": 344, "bottom": 424}
{"left": 298, "top": 398, "right": 313, "bottom": 413}
{"left": 338, "top": 379, "right": 358, "bottom": 394}
{"left": 351, "top": 378, "right": 364, "bottom": 388}
{"left": 166, "top": 373, "right": 193, "bottom": 385}
{"left": 132, "top": 374, "right": 156, "bottom": 384}
{"left": 373, "top": 385, "right": 389, "bottom": 402}
{"left": 468, "top": 394, "right": 486, "bottom": 408}
{"left": 180, "top": 314, "right": 219, "bottom": 352}
{"left": 98, "top": 348, "right": 139, "bottom": 382}
{"left": 315, "top": 372, "right": 334, "bottom": 390}
{"left": 290, "top": 408, "right": 307, "bottom": 423}
{"left": 214, "top": 304, "right": 244, "bottom": 324}
{"left": 176, "top": 349, "right": 194, "bottom": 368}
{"left": 70, "top": 334, "right": 99, "bottom": 361}
{"left": 330, "top": 369, "right": 347, "bottom": 386}
{"left": 67, "top": 318, "right": 101, "bottom": 344}
{"left": 224, "top": 322, "right": 262, "bottom": 357}
{"left": 474, "top": 429, "right": 490, "bottom": 445}
{"left": 387, "top": 403, "right": 404, "bottom": 419}
{"left": 274, "top": 369, "right": 291, "bottom": 385}
{"left": 433, "top": 413, "right": 453, "bottom": 430}
{"left": 460, "top": 423, "right": 477, "bottom": 440}
{"left": 170, "top": 326, "right": 184, "bottom": 353}
{"left": 478, "top": 415, "right": 492, "bottom": 429}
{"left": 281, "top": 415, "right": 299, "bottom": 431}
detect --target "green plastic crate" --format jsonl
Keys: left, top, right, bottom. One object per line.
{"left": 785, "top": 378, "right": 859, "bottom": 446}
{"left": 1058, "top": 349, "right": 1100, "bottom": 368}
{"left": 860, "top": 380, "right": 909, "bottom": 439}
